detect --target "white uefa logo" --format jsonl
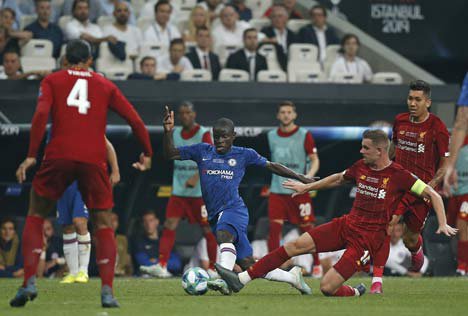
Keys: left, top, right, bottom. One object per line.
{"left": 228, "top": 159, "right": 237, "bottom": 167}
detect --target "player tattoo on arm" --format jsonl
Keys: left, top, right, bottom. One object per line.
{"left": 163, "top": 106, "right": 181, "bottom": 160}
{"left": 265, "top": 161, "right": 316, "bottom": 184}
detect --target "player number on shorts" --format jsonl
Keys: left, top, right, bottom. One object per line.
{"left": 67, "top": 79, "right": 90, "bottom": 115}
{"left": 201, "top": 205, "right": 208, "bottom": 219}
{"left": 299, "top": 203, "right": 311, "bottom": 217}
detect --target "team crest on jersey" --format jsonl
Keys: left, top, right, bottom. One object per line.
{"left": 360, "top": 175, "right": 366, "bottom": 180}
{"left": 381, "top": 177, "right": 390, "bottom": 188}
{"left": 228, "top": 159, "right": 237, "bottom": 167}
{"left": 418, "top": 131, "right": 427, "bottom": 141}
{"left": 399, "top": 130, "right": 405, "bottom": 135}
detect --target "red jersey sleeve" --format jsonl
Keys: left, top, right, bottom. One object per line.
{"left": 304, "top": 131, "right": 317, "bottom": 155}
{"left": 27, "top": 77, "right": 53, "bottom": 158}
{"left": 202, "top": 131, "right": 213, "bottom": 144}
{"left": 434, "top": 120, "right": 450, "bottom": 158}
{"left": 108, "top": 84, "right": 153, "bottom": 156}
{"left": 394, "top": 168, "right": 418, "bottom": 192}
{"left": 343, "top": 161, "right": 359, "bottom": 182}
{"left": 392, "top": 119, "right": 398, "bottom": 145}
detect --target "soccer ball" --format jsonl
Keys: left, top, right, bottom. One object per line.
{"left": 181, "top": 267, "right": 210, "bottom": 295}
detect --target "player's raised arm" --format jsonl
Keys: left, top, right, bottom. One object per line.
{"left": 163, "top": 106, "right": 182, "bottom": 160}
{"left": 282, "top": 172, "right": 348, "bottom": 197}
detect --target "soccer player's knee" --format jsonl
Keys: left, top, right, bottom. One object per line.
{"left": 62, "top": 224, "right": 75, "bottom": 234}
{"left": 73, "top": 218, "right": 88, "bottom": 234}
{"left": 164, "top": 218, "right": 179, "bottom": 230}
{"left": 319, "top": 281, "right": 334, "bottom": 296}
{"left": 91, "top": 209, "right": 112, "bottom": 229}
{"left": 402, "top": 232, "right": 418, "bottom": 247}
{"left": 216, "top": 230, "right": 234, "bottom": 244}
{"left": 237, "top": 257, "right": 255, "bottom": 270}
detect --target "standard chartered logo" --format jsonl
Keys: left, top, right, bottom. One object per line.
{"left": 378, "top": 189, "right": 386, "bottom": 199}
{"left": 417, "top": 144, "right": 425, "bottom": 153}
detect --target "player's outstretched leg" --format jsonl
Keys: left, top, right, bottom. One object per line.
{"left": 92, "top": 209, "right": 119, "bottom": 308}
{"left": 403, "top": 229, "right": 424, "bottom": 272}
{"left": 207, "top": 229, "right": 236, "bottom": 295}
{"left": 10, "top": 189, "right": 54, "bottom": 307}
{"left": 371, "top": 235, "right": 390, "bottom": 294}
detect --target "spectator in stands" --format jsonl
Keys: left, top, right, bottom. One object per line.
{"left": 98, "top": 0, "right": 136, "bottom": 25}
{"left": 102, "top": 1, "right": 142, "bottom": 58}
{"left": 24, "top": 0, "right": 64, "bottom": 59}
{"left": 226, "top": 28, "right": 267, "bottom": 81}
{"left": 261, "top": 4, "right": 296, "bottom": 71}
{"left": 19, "top": 0, "right": 60, "bottom": 23}
{"left": 298, "top": 4, "right": 339, "bottom": 63}
{"left": 139, "top": 0, "right": 182, "bottom": 26}
{"left": 183, "top": 5, "right": 210, "bottom": 43}
{"left": 127, "top": 55, "right": 179, "bottom": 80}
{"left": 62, "top": 0, "right": 103, "bottom": 23}
{"left": 131, "top": 210, "right": 182, "bottom": 276}
{"left": 329, "top": 33, "right": 373, "bottom": 83}
{"left": 0, "top": 26, "right": 19, "bottom": 64}
{"left": 186, "top": 26, "right": 221, "bottom": 80}
{"left": 0, "top": 8, "right": 32, "bottom": 49}
{"left": 211, "top": 5, "right": 250, "bottom": 52}
{"left": 264, "top": 0, "right": 303, "bottom": 20}
{"left": 0, "top": 50, "right": 50, "bottom": 79}
{"left": 143, "top": 0, "right": 181, "bottom": 56}
{"left": 37, "top": 219, "right": 65, "bottom": 278}
{"left": 158, "top": 38, "right": 193, "bottom": 75}
{"left": 0, "top": 0, "right": 21, "bottom": 29}
{"left": 198, "top": 0, "right": 225, "bottom": 22}
{"left": 0, "top": 217, "right": 23, "bottom": 278}
{"left": 231, "top": 0, "right": 252, "bottom": 22}
{"left": 110, "top": 212, "right": 133, "bottom": 277}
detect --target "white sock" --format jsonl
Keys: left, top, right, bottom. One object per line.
{"left": 219, "top": 243, "right": 236, "bottom": 270}
{"left": 77, "top": 232, "right": 91, "bottom": 273}
{"left": 63, "top": 233, "right": 79, "bottom": 275}
{"left": 354, "top": 288, "right": 360, "bottom": 296}
{"left": 238, "top": 271, "right": 252, "bottom": 285}
{"left": 372, "top": 277, "right": 383, "bottom": 284}
{"left": 264, "top": 268, "right": 296, "bottom": 285}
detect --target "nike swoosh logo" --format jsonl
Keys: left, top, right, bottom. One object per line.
{"left": 202, "top": 158, "right": 210, "bottom": 161}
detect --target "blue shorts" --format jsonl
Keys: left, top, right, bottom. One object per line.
{"left": 56, "top": 181, "right": 88, "bottom": 225}
{"left": 214, "top": 208, "right": 252, "bottom": 260}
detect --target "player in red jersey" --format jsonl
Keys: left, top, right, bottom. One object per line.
{"left": 10, "top": 40, "right": 152, "bottom": 308}
{"left": 371, "top": 80, "right": 450, "bottom": 294}
{"left": 215, "top": 129, "right": 457, "bottom": 296}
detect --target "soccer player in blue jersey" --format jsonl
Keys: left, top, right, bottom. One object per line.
{"left": 163, "top": 106, "right": 314, "bottom": 295}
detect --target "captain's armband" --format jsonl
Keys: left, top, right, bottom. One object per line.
{"left": 410, "top": 179, "right": 427, "bottom": 196}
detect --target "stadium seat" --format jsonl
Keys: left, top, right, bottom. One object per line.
{"left": 105, "top": 69, "right": 132, "bottom": 80}
{"left": 246, "top": 0, "right": 272, "bottom": 19}
{"left": 295, "top": 70, "right": 327, "bottom": 83}
{"left": 249, "top": 18, "right": 271, "bottom": 31}
{"left": 137, "top": 16, "right": 154, "bottom": 33}
{"left": 180, "top": 69, "right": 212, "bottom": 81}
{"left": 96, "top": 42, "right": 133, "bottom": 80}
{"left": 174, "top": 0, "right": 197, "bottom": 11}
{"left": 185, "top": 41, "right": 196, "bottom": 53}
{"left": 21, "top": 39, "right": 54, "bottom": 57}
{"left": 371, "top": 72, "right": 403, "bottom": 85}
{"left": 287, "top": 61, "right": 322, "bottom": 82}
{"left": 20, "top": 14, "right": 37, "bottom": 30}
{"left": 288, "top": 43, "right": 318, "bottom": 63}
{"left": 21, "top": 56, "right": 56, "bottom": 72}
{"left": 176, "top": 11, "right": 190, "bottom": 34}
{"left": 323, "top": 44, "right": 341, "bottom": 75}
{"left": 219, "top": 69, "right": 250, "bottom": 82}
{"left": 329, "top": 73, "right": 361, "bottom": 84}
{"left": 286, "top": 19, "right": 309, "bottom": 33}
{"left": 131, "top": 0, "right": 146, "bottom": 17}
{"left": 257, "top": 70, "right": 287, "bottom": 83}
{"left": 215, "top": 44, "right": 242, "bottom": 66}
{"left": 258, "top": 43, "right": 281, "bottom": 71}
{"left": 97, "top": 15, "right": 115, "bottom": 29}
{"left": 139, "top": 43, "right": 169, "bottom": 59}
{"left": 58, "top": 15, "right": 73, "bottom": 31}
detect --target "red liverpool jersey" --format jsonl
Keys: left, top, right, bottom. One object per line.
{"left": 392, "top": 113, "right": 449, "bottom": 183}
{"left": 343, "top": 160, "right": 418, "bottom": 231}
{"left": 28, "top": 68, "right": 153, "bottom": 165}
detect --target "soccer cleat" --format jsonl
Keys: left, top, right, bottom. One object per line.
{"left": 312, "top": 265, "right": 323, "bottom": 279}
{"left": 60, "top": 274, "right": 77, "bottom": 284}
{"left": 455, "top": 269, "right": 466, "bottom": 277}
{"left": 370, "top": 282, "right": 383, "bottom": 294}
{"left": 409, "top": 248, "right": 424, "bottom": 272}
{"left": 355, "top": 283, "right": 366, "bottom": 296}
{"left": 10, "top": 282, "right": 38, "bottom": 307}
{"left": 207, "top": 268, "right": 220, "bottom": 280}
{"left": 289, "top": 266, "right": 312, "bottom": 295}
{"left": 101, "top": 285, "right": 120, "bottom": 308}
{"left": 207, "top": 279, "right": 232, "bottom": 295}
{"left": 140, "top": 263, "right": 173, "bottom": 278}
{"left": 75, "top": 271, "right": 89, "bottom": 283}
{"left": 214, "top": 263, "right": 244, "bottom": 293}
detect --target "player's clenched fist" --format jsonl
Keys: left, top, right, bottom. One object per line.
{"left": 163, "top": 106, "right": 175, "bottom": 132}
{"left": 15, "top": 157, "right": 37, "bottom": 183}
{"left": 132, "top": 153, "right": 152, "bottom": 171}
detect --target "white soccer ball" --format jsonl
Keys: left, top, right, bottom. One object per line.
{"left": 181, "top": 267, "right": 210, "bottom": 295}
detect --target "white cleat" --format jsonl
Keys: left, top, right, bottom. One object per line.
{"left": 289, "top": 266, "right": 312, "bottom": 295}
{"left": 207, "top": 268, "right": 220, "bottom": 279}
{"left": 140, "top": 263, "right": 173, "bottom": 278}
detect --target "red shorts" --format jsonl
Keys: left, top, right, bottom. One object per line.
{"left": 268, "top": 193, "right": 315, "bottom": 225}
{"left": 395, "top": 194, "right": 431, "bottom": 233}
{"left": 308, "top": 215, "right": 385, "bottom": 280}
{"left": 447, "top": 194, "right": 468, "bottom": 225}
{"left": 32, "top": 159, "right": 113, "bottom": 209}
{"left": 166, "top": 196, "right": 208, "bottom": 225}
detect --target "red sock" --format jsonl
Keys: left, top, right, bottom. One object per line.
{"left": 267, "top": 221, "right": 282, "bottom": 252}
{"left": 312, "top": 252, "right": 321, "bottom": 266}
{"left": 373, "top": 235, "right": 390, "bottom": 277}
{"left": 158, "top": 229, "right": 176, "bottom": 267}
{"left": 204, "top": 230, "right": 217, "bottom": 269}
{"left": 333, "top": 285, "right": 356, "bottom": 297}
{"left": 407, "top": 235, "right": 423, "bottom": 253}
{"left": 22, "top": 215, "right": 44, "bottom": 287}
{"left": 460, "top": 240, "right": 468, "bottom": 268}
{"left": 248, "top": 246, "right": 290, "bottom": 279}
{"left": 95, "top": 228, "right": 116, "bottom": 289}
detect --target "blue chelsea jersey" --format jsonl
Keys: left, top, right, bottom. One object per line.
{"left": 458, "top": 72, "right": 468, "bottom": 106}
{"left": 178, "top": 143, "right": 267, "bottom": 219}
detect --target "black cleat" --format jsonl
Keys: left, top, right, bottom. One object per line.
{"left": 101, "top": 285, "right": 120, "bottom": 308}
{"left": 214, "top": 263, "right": 244, "bottom": 293}
{"left": 355, "top": 283, "right": 366, "bottom": 296}
{"left": 10, "top": 285, "right": 38, "bottom": 307}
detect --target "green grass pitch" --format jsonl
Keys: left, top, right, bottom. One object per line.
{"left": 0, "top": 277, "right": 467, "bottom": 316}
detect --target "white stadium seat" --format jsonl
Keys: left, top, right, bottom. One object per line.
{"left": 21, "top": 57, "right": 56, "bottom": 72}
{"left": 139, "top": 43, "right": 169, "bottom": 59}
{"left": 249, "top": 18, "right": 271, "bottom": 31}
{"left": 137, "top": 16, "right": 154, "bottom": 33}
{"left": 329, "top": 73, "right": 361, "bottom": 84}
{"left": 20, "top": 14, "right": 37, "bottom": 30}
{"left": 96, "top": 42, "right": 133, "bottom": 80}
{"left": 97, "top": 16, "right": 114, "bottom": 29}
{"left": 257, "top": 70, "right": 287, "bottom": 83}
{"left": 21, "top": 39, "right": 53, "bottom": 57}
{"left": 371, "top": 72, "right": 403, "bottom": 84}
{"left": 219, "top": 69, "right": 249, "bottom": 82}
{"left": 105, "top": 69, "right": 132, "bottom": 80}
{"left": 295, "top": 70, "right": 327, "bottom": 83}
{"left": 58, "top": 15, "right": 73, "bottom": 31}
{"left": 287, "top": 61, "right": 322, "bottom": 82}
{"left": 323, "top": 44, "right": 341, "bottom": 75}
{"left": 215, "top": 44, "right": 242, "bottom": 66}
{"left": 181, "top": 69, "right": 212, "bottom": 82}
{"left": 258, "top": 44, "right": 281, "bottom": 71}
{"left": 286, "top": 19, "right": 309, "bottom": 33}
{"left": 174, "top": 0, "right": 197, "bottom": 11}
{"left": 246, "top": 0, "right": 272, "bottom": 19}
{"left": 131, "top": 0, "right": 146, "bottom": 17}
{"left": 288, "top": 44, "right": 318, "bottom": 63}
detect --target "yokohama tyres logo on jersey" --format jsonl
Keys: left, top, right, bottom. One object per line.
{"left": 203, "top": 169, "right": 234, "bottom": 179}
